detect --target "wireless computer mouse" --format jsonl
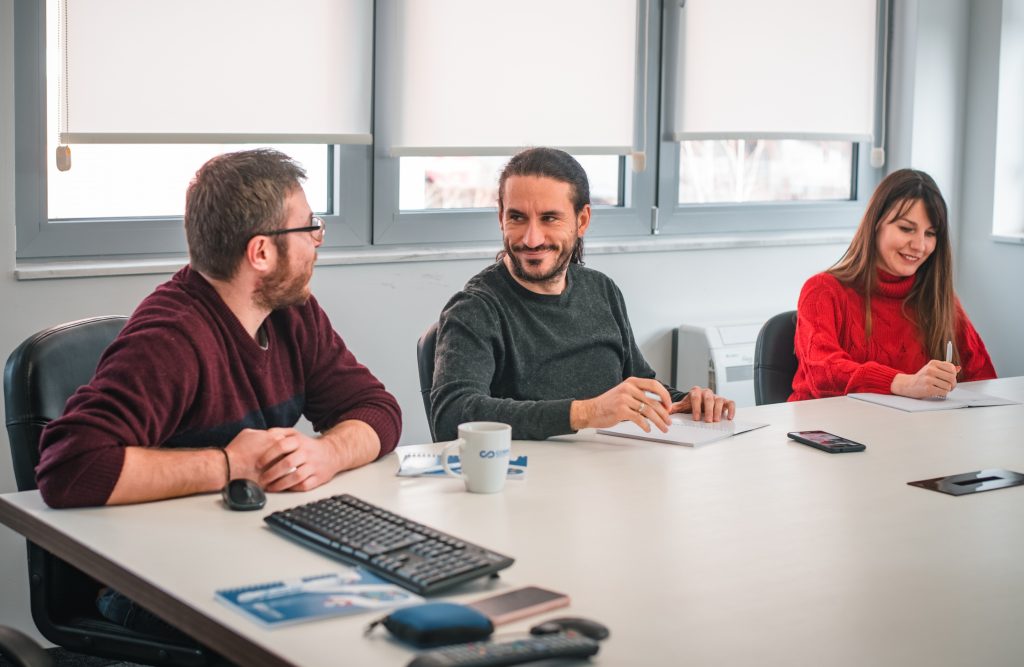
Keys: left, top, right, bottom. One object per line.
{"left": 529, "top": 617, "right": 610, "bottom": 641}
{"left": 222, "top": 479, "right": 266, "bottom": 511}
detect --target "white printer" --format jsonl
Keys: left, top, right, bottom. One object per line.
{"left": 671, "top": 320, "right": 767, "bottom": 408}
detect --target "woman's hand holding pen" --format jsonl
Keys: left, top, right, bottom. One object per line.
{"left": 891, "top": 359, "right": 960, "bottom": 399}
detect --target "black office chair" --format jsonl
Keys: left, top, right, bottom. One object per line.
{"left": 3, "top": 316, "right": 218, "bottom": 667}
{"left": 753, "top": 310, "right": 799, "bottom": 405}
{"left": 0, "top": 625, "right": 53, "bottom": 667}
{"left": 416, "top": 322, "right": 440, "bottom": 441}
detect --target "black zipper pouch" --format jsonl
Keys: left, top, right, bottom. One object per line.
{"left": 366, "top": 602, "right": 494, "bottom": 648}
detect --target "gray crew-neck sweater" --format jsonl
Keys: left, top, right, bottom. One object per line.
{"left": 430, "top": 261, "right": 684, "bottom": 441}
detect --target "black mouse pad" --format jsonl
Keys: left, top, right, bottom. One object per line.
{"left": 908, "top": 468, "right": 1024, "bottom": 496}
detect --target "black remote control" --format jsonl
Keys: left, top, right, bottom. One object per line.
{"left": 406, "top": 633, "right": 601, "bottom": 667}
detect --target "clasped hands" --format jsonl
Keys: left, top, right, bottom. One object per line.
{"left": 224, "top": 427, "right": 338, "bottom": 492}
{"left": 571, "top": 377, "right": 736, "bottom": 433}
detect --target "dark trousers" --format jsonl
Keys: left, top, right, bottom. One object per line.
{"left": 96, "top": 588, "right": 192, "bottom": 642}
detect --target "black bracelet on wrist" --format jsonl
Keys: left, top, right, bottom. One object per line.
{"left": 217, "top": 448, "right": 231, "bottom": 487}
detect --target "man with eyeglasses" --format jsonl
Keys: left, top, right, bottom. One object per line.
{"left": 38, "top": 149, "right": 401, "bottom": 514}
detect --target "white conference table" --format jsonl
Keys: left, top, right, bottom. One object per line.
{"left": 2, "top": 377, "right": 1023, "bottom": 667}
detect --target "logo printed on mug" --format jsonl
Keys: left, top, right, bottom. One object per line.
{"left": 442, "top": 422, "right": 512, "bottom": 493}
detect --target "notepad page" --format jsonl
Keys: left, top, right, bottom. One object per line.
{"left": 597, "top": 416, "right": 768, "bottom": 447}
{"left": 849, "top": 388, "right": 1020, "bottom": 412}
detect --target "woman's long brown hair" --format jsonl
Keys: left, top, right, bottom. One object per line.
{"left": 828, "top": 169, "right": 958, "bottom": 363}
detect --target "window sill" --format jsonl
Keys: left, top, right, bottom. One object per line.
{"left": 992, "top": 234, "right": 1024, "bottom": 245}
{"left": 14, "top": 229, "right": 854, "bottom": 281}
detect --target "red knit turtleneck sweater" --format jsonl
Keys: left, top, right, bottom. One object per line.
{"left": 789, "top": 270, "right": 996, "bottom": 401}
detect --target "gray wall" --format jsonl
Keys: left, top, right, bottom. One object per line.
{"left": 958, "top": 0, "right": 1024, "bottom": 377}
{"left": 1, "top": 0, "right": 1021, "bottom": 643}
{"left": 891, "top": 0, "right": 1023, "bottom": 377}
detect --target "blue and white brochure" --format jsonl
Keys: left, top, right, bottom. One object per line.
{"left": 395, "top": 442, "right": 528, "bottom": 479}
{"left": 215, "top": 569, "right": 421, "bottom": 627}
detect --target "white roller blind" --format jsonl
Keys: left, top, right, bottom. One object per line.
{"left": 384, "top": 0, "right": 639, "bottom": 156}
{"left": 670, "top": 0, "right": 877, "bottom": 141}
{"left": 59, "top": 0, "right": 372, "bottom": 144}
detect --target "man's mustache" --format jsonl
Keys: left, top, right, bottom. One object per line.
{"left": 510, "top": 244, "right": 559, "bottom": 253}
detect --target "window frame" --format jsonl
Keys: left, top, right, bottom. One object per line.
{"left": 370, "top": 0, "right": 658, "bottom": 246}
{"left": 13, "top": 0, "right": 370, "bottom": 262}
{"left": 655, "top": 140, "right": 876, "bottom": 235}
{"left": 652, "top": 0, "right": 886, "bottom": 236}
{"left": 13, "top": 0, "right": 889, "bottom": 264}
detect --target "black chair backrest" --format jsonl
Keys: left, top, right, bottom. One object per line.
{"left": 753, "top": 311, "right": 798, "bottom": 405}
{"left": 4, "top": 316, "right": 128, "bottom": 491}
{"left": 3, "top": 316, "right": 216, "bottom": 666}
{"left": 416, "top": 322, "right": 439, "bottom": 441}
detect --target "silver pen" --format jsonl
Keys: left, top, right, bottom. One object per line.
{"left": 941, "top": 340, "right": 954, "bottom": 400}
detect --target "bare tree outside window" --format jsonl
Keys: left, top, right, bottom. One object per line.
{"left": 679, "top": 139, "right": 853, "bottom": 204}
{"left": 399, "top": 156, "right": 622, "bottom": 211}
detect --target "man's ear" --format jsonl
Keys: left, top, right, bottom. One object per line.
{"left": 497, "top": 205, "right": 505, "bottom": 231}
{"left": 245, "top": 234, "right": 276, "bottom": 274}
{"left": 576, "top": 204, "right": 592, "bottom": 237}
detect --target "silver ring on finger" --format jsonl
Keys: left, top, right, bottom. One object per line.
{"left": 637, "top": 402, "right": 646, "bottom": 413}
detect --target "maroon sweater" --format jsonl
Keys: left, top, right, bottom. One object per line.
{"left": 790, "top": 271, "right": 996, "bottom": 401}
{"left": 36, "top": 267, "right": 401, "bottom": 508}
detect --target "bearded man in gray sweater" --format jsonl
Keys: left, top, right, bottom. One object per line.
{"left": 430, "top": 148, "right": 735, "bottom": 442}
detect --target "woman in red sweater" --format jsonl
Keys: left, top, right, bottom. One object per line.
{"left": 790, "top": 169, "right": 996, "bottom": 401}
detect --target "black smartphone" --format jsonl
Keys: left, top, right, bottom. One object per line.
{"left": 465, "top": 586, "right": 570, "bottom": 625}
{"left": 787, "top": 430, "right": 866, "bottom": 453}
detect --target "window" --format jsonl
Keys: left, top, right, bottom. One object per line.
{"left": 992, "top": 0, "right": 1024, "bottom": 240}
{"left": 654, "top": 0, "right": 883, "bottom": 234}
{"left": 14, "top": 0, "right": 885, "bottom": 265}
{"left": 398, "top": 156, "right": 623, "bottom": 211}
{"left": 47, "top": 145, "right": 332, "bottom": 221}
{"left": 678, "top": 140, "right": 854, "bottom": 205}
{"left": 15, "top": 0, "right": 371, "bottom": 260}
{"left": 371, "top": 0, "right": 650, "bottom": 245}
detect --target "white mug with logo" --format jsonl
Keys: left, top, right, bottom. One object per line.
{"left": 441, "top": 422, "right": 512, "bottom": 493}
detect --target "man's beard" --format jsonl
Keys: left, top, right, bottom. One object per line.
{"left": 504, "top": 236, "right": 576, "bottom": 286}
{"left": 253, "top": 245, "right": 313, "bottom": 311}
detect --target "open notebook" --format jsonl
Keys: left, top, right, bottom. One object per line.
{"left": 849, "top": 387, "right": 1020, "bottom": 412}
{"left": 597, "top": 415, "right": 768, "bottom": 447}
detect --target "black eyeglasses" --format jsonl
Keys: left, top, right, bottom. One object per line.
{"left": 259, "top": 215, "right": 326, "bottom": 243}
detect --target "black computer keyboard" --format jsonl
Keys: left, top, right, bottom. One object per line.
{"left": 264, "top": 494, "right": 514, "bottom": 595}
